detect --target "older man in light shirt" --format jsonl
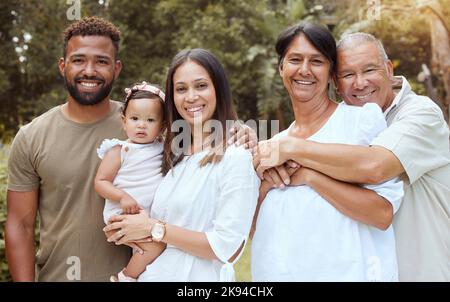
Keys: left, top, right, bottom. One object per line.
{"left": 255, "top": 32, "right": 450, "bottom": 282}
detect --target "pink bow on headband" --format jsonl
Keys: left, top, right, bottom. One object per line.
{"left": 124, "top": 81, "right": 165, "bottom": 101}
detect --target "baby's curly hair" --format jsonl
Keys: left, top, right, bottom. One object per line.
{"left": 62, "top": 16, "right": 121, "bottom": 59}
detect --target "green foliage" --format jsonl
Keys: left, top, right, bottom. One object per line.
{"left": 0, "top": 0, "right": 22, "bottom": 141}
{"left": 0, "top": 0, "right": 316, "bottom": 139}
{"left": 1, "top": 0, "right": 448, "bottom": 138}
{"left": 0, "top": 0, "right": 108, "bottom": 140}
{"left": 107, "top": 0, "right": 309, "bottom": 126}
{"left": 0, "top": 0, "right": 448, "bottom": 281}
{"left": 0, "top": 145, "right": 10, "bottom": 281}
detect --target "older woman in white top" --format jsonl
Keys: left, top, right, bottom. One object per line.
{"left": 104, "top": 48, "right": 259, "bottom": 281}
{"left": 251, "top": 22, "right": 404, "bottom": 281}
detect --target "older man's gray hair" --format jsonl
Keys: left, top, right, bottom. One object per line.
{"left": 337, "top": 33, "right": 389, "bottom": 61}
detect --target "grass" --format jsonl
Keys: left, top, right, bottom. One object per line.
{"left": 234, "top": 241, "right": 252, "bottom": 282}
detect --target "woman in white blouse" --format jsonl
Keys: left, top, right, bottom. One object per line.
{"left": 251, "top": 22, "right": 404, "bottom": 281}
{"left": 104, "top": 48, "right": 259, "bottom": 281}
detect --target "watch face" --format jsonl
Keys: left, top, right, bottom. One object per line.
{"left": 152, "top": 223, "right": 165, "bottom": 240}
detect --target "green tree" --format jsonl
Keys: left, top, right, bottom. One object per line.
{"left": 0, "top": 0, "right": 22, "bottom": 141}
{"left": 0, "top": 0, "right": 109, "bottom": 140}
{"left": 0, "top": 147, "right": 10, "bottom": 280}
{"left": 109, "top": 0, "right": 313, "bottom": 128}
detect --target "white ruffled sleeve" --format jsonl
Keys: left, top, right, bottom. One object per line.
{"left": 96, "top": 138, "right": 124, "bottom": 159}
{"left": 365, "top": 179, "right": 404, "bottom": 214}
{"left": 205, "top": 146, "right": 260, "bottom": 280}
{"left": 354, "top": 103, "right": 387, "bottom": 145}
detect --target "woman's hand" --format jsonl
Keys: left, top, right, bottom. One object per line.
{"left": 289, "top": 167, "right": 314, "bottom": 186}
{"left": 253, "top": 136, "right": 296, "bottom": 177}
{"left": 263, "top": 162, "right": 300, "bottom": 188}
{"left": 103, "top": 210, "right": 155, "bottom": 245}
{"left": 260, "top": 161, "right": 300, "bottom": 188}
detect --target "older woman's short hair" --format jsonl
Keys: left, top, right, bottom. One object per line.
{"left": 275, "top": 22, "right": 337, "bottom": 75}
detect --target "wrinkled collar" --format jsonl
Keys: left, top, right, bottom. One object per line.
{"left": 383, "top": 76, "right": 409, "bottom": 117}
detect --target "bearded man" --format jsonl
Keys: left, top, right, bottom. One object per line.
{"left": 5, "top": 17, "right": 130, "bottom": 281}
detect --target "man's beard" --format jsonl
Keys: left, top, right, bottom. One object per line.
{"left": 65, "top": 75, "right": 114, "bottom": 106}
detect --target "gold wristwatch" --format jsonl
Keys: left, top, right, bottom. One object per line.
{"left": 151, "top": 220, "right": 166, "bottom": 242}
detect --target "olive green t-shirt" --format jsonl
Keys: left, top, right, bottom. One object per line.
{"left": 7, "top": 101, "right": 130, "bottom": 281}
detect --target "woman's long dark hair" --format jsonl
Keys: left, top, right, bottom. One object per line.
{"left": 162, "top": 48, "right": 237, "bottom": 175}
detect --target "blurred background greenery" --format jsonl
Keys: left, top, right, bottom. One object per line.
{"left": 0, "top": 0, "right": 449, "bottom": 281}
{"left": 0, "top": 147, "right": 8, "bottom": 280}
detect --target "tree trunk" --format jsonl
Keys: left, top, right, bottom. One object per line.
{"left": 421, "top": 0, "right": 450, "bottom": 125}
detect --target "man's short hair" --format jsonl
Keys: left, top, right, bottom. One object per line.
{"left": 337, "top": 32, "right": 388, "bottom": 61}
{"left": 62, "top": 16, "right": 121, "bottom": 59}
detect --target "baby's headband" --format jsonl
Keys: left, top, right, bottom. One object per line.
{"left": 124, "top": 81, "right": 165, "bottom": 102}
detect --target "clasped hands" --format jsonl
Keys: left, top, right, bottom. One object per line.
{"left": 229, "top": 123, "right": 311, "bottom": 186}
{"left": 253, "top": 136, "right": 311, "bottom": 188}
